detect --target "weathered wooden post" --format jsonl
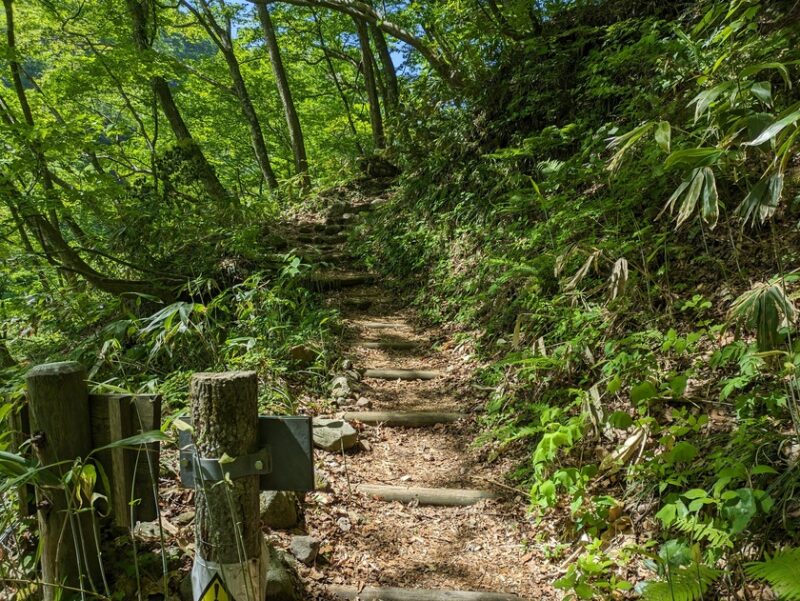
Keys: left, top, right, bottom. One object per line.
{"left": 26, "top": 362, "right": 99, "bottom": 600}
{"left": 190, "top": 371, "right": 266, "bottom": 601}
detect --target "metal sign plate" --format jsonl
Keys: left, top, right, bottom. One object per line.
{"left": 178, "top": 415, "right": 314, "bottom": 492}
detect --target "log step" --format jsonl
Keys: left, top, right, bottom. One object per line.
{"left": 359, "top": 340, "right": 418, "bottom": 350}
{"left": 356, "top": 484, "right": 497, "bottom": 506}
{"left": 328, "top": 586, "right": 524, "bottom": 601}
{"left": 344, "top": 410, "right": 462, "bottom": 427}
{"left": 360, "top": 321, "right": 409, "bottom": 329}
{"left": 362, "top": 368, "right": 441, "bottom": 380}
{"left": 305, "top": 273, "right": 377, "bottom": 291}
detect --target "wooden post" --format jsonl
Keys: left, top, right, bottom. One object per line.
{"left": 89, "top": 394, "right": 162, "bottom": 527}
{"left": 191, "top": 371, "right": 263, "bottom": 600}
{"left": 26, "top": 362, "right": 99, "bottom": 600}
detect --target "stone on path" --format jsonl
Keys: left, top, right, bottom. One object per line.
{"left": 260, "top": 491, "right": 299, "bottom": 529}
{"left": 289, "top": 535, "right": 320, "bottom": 565}
{"left": 331, "top": 375, "right": 352, "bottom": 399}
{"left": 265, "top": 546, "right": 301, "bottom": 601}
{"left": 312, "top": 417, "right": 358, "bottom": 451}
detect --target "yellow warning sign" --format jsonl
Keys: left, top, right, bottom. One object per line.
{"left": 198, "top": 573, "right": 235, "bottom": 601}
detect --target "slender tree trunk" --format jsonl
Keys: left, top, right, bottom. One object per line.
{"left": 369, "top": 23, "right": 398, "bottom": 113}
{"left": 313, "top": 12, "right": 364, "bottom": 154}
{"left": 256, "top": 3, "right": 311, "bottom": 190}
{"left": 248, "top": 0, "right": 463, "bottom": 86}
{"left": 183, "top": 0, "right": 279, "bottom": 190}
{"left": 354, "top": 17, "right": 385, "bottom": 149}
{"left": 125, "top": 0, "right": 234, "bottom": 206}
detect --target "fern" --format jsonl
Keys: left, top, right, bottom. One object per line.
{"left": 643, "top": 564, "right": 721, "bottom": 601}
{"left": 746, "top": 548, "right": 800, "bottom": 601}
{"left": 672, "top": 515, "right": 733, "bottom": 550}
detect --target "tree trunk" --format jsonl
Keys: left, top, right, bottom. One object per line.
{"left": 313, "top": 12, "right": 364, "bottom": 154}
{"left": 183, "top": 0, "right": 279, "bottom": 190}
{"left": 248, "top": 0, "right": 463, "bottom": 86}
{"left": 191, "top": 371, "right": 261, "bottom": 562}
{"left": 26, "top": 362, "right": 100, "bottom": 601}
{"left": 257, "top": 3, "right": 311, "bottom": 190}
{"left": 369, "top": 23, "right": 399, "bottom": 113}
{"left": 354, "top": 17, "right": 385, "bottom": 149}
{"left": 126, "top": 0, "right": 234, "bottom": 206}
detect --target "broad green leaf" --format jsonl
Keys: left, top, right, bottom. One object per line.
{"left": 655, "top": 121, "right": 671, "bottom": 153}
{"left": 750, "top": 81, "right": 773, "bottom": 106}
{"left": 606, "top": 411, "right": 633, "bottom": 429}
{"left": 631, "top": 381, "right": 657, "bottom": 403}
{"left": 92, "top": 430, "right": 168, "bottom": 454}
{"left": 745, "top": 107, "right": 800, "bottom": 146}
{"left": 664, "top": 148, "right": 724, "bottom": 170}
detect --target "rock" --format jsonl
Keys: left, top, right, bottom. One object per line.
{"left": 174, "top": 510, "right": 195, "bottom": 526}
{"left": 289, "top": 535, "right": 320, "bottom": 565}
{"left": 289, "top": 345, "right": 316, "bottom": 367}
{"left": 265, "top": 546, "right": 301, "bottom": 601}
{"left": 336, "top": 516, "right": 352, "bottom": 532}
{"left": 179, "top": 572, "right": 192, "bottom": 601}
{"left": 355, "top": 397, "right": 372, "bottom": 409}
{"left": 312, "top": 417, "right": 358, "bottom": 452}
{"left": 360, "top": 440, "right": 372, "bottom": 452}
{"left": 330, "top": 375, "right": 351, "bottom": 399}
{"left": 342, "top": 359, "right": 352, "bottom": 370}
{"left": 260, "top": 491, "right": 299, "bottom": 529}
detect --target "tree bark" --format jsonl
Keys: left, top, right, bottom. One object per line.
{"left": 247, "top": 0, "right": 463, "bottom": 86}
{"left": 369, "top": 23, "right": 398, "bottom": 113}
{"left": 26, "top": 362, "right": 100, "bottom": 601}
{"left": 256, "top": 3, "right": 311, "bottom": 190}
{"left": 354, "top": 17, "right": 385, "bottom": 149}
{"left": 125, "top": 0, "right": 234, "bottom": 205}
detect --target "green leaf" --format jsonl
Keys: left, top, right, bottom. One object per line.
{"left": 664, "top": 148, "right": 725, "bottom": 170}
{"left": 738, "top": 174, "right": 783, "bottom": 226}
{"left": 606, "top": 411, "right": 633, "bottom": 429}
{"left": 667, "top": 441, "right": 698, "bottom": 464}
{"left": 92, "top": 430, "right": 168, "bottom": 454}
{"left": 655, "top": 121, "right": 671, "bottom": 153}
{"left": 669, "top": 374, "right": 689, "bottom": 398}
{"left": 745, "top": 107, "right": 800, "bottom": 146}
{"left": 631, "top": 381, "right": 658, "bottom": 403}
{"left": 751, "top": 81, "right": 773, "bottom": 106}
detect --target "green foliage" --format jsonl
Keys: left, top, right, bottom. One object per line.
{"left": 746, "top": 547, "right": 800, "bottom": 601}
{"left": 642, "top": 563, "right": 721, "bottom": 601}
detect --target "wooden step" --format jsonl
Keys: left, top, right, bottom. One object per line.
{"left": 360, "top": 321, "right": 410, "bottom": 330}
{"left": 356, "top": 484, "right": 497, "bottom": 506}
{"left": 362, "top": 368, "right": 441, "bottom": 380}
{"left": 343, "top": 410, "right": 462, "bottom": 427}
{"left": 328, "top": 586, "right": 525, "bottom": 601}
{"left": 304, "top": 273, "right": 376, "bottom": 291}
{"left": 359, "top": 340, "right": 418, "bottom": 350}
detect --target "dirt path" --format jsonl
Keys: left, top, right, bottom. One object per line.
{"left": 277, "top": 201, "right": 555, "bottom": 600}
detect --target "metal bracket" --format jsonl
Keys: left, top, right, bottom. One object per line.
{"left": 177, "top": 415, "right": 315, "bottom": 492}
{"left": 181, "top": 446, "right": 272, "bottom": 483}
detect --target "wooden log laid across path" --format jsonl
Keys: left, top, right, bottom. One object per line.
{"left": 356, "top": 484, "right": 497, "bottom": 506}
{"left": 306, "top": 273, "right": 377, "bottom": 291}
{"left": 328, "top": 586, "right": 525, "bottom": 600}
{"left": 344, "top": 410, "right": 462, "bottom": 426}
{"left": 362, "top": 368, "right": 441, "bottom": 380}
{"left": 359, "top": 321, "right": 409, "bottom": 329}
{"left": 359, "top": 340, "right": 418, "bottom": 350}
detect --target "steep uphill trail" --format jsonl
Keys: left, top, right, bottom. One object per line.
{"left": 274, "top": 196, "right": 557, "bottom": 600}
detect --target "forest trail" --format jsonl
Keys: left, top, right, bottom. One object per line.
{"left": 279, "top": 196, "right": 554, "bottom": 600}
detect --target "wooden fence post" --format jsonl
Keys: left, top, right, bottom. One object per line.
{"left": 190, "top": 371, "right": 264, "bottom": 601}
{"left": 26, "top": 362, "right": 99, "bottom": 600}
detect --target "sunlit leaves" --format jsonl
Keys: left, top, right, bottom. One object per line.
{"left": 729, "top": 278, "right": 796, "bottom": 351}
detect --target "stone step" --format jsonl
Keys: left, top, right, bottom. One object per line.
{"left": 362, "top": 368, "right": 441, "bottom": 380}
{"left": 296, "top": 231, "right": 347, "bottom": 244}
{"left": 359, "top": 340, "right": 418, "bottom": 350}
{"left": 356, "top": 484, "right": 497, "bottom": 506}
{"left": 304, "top": 273, "right": 377, "bottom": 291}
{"left": 343, "top": 410, "right": 462, "bottom": 427}
{"left": 327, "top": 586, "right": 524, "bottom": 601}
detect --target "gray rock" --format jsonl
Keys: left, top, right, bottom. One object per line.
{"left": 179, "top": 572, "right": 192, "bottom": 601}
{"left": 312, "top": 417, "right": 358, "bottom": 451}
{"left": 356, "top": 397, "right": 372, "bottom": 409}
{"left": 330, "top": 375, "right": 351, "bottom": 399}
{"left": 265, "top": 546, "right": 301, "bottom": 601}
{"left": 260, "top": 491, "right": 299, "bottom": 529}
{"left": 289, "top": 535, "right": 320, "bottom": 565}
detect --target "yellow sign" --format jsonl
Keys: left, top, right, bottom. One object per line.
{"left": 198, "top": 573, "right": 235, "bottom": 601}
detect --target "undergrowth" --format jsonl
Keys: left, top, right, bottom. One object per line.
{"left": 356, "top": 0, "right": 800, "bottom": 597}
